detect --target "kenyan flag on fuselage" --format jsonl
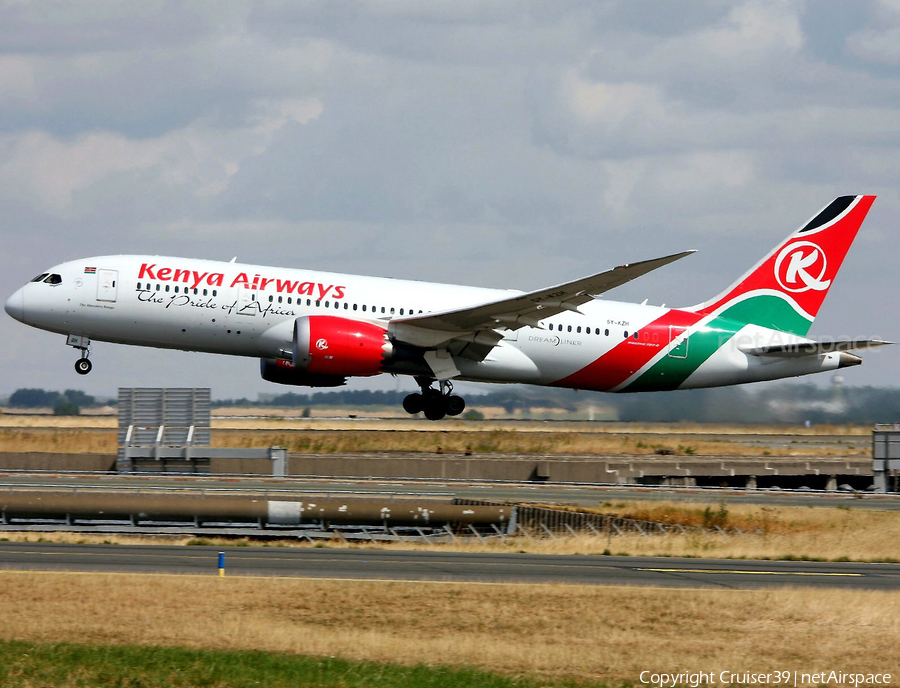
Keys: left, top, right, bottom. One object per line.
{"left": 555, "top": 196, "right": 876, "bottom": 393}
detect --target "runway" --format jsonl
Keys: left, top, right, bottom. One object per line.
{"left": 0, "top": 542, "right": 897, "bottom": 590}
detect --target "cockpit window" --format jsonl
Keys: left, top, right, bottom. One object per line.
{"left": 44, "top": 274, "right": 62, "bottom": 285}
{"left": 31, "top": 273, "right": 49, "bottom": 282}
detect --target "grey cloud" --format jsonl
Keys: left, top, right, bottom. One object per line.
{"left": 1, "top": 0, "right": 899, "bottom": 396}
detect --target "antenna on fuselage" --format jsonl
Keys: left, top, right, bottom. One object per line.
{"left": 229, "top": 257, "right": 237, "bottom": 263}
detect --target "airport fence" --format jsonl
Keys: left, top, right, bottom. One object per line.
{"left": 453, "top": 498, "right": 736, "bottom": 537}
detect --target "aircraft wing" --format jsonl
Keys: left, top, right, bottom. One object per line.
{"left": 387, "top": 250, "right": 695, "bottom": 370}
{"left": 393, "top": 250, "right": 695, "bottom": 334}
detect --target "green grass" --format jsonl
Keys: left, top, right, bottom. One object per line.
{"left": 0, "top": 640, "right": 614, "bottom": 688}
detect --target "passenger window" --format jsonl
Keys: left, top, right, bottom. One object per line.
{"left": 324, "top": 301, "right": 330, "bottom": 308}
{"left": 399, "top": 308, "right": 404, "bottom": 315}
{"left": 343, "top": 303, "right": 348, "bottom": 309}
{"left": 288, "top": 297, "right": 292, "bottom": 304}
{"left": 624, "top": 331, "right": 628, "bottom": 338}
{"left": 277, "top": 296, "right": 282, "bottom": 303}
{"left": 353, "top": 304, "right": 358, "bottom": 311}
{"left": 362, "top": 305, "right": 367, "bottom": 311}
{"left": 604, "top": 329, "right": 609, "bottom": 336}
{"left": 634, "top": 332, "right": 639, "bottom": 340}
{"left": 174, "top": 286, "right": 179, "bottom": 293}
{"left": 203, "top": 289, "right": 208, "bottom": 296}
{"left": 156, "top": 285, "right": 161, "bottom": 291}
{"left": 595, "top": 328, "right": 600, "bottom": 335}
{"left": 213, "top": 290, "right": 217, "bottom": 296}
{"left": 165, "top": 285, "right": 170, "bottom": 292}
{"left": 576, "top": 326, "right": 581, "bottom": 333}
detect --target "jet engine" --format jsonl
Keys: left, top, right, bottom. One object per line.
{"left": 259, "top": 358, "right": 347, "bottom": 387}
{"left": 293, "top": 315, "right": 392, "bottom": 377}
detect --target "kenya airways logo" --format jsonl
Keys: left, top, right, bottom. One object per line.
{"left": 138, "top": 263, "right": 346, "bottom": 299}
{"left": 774, "top": 241, "right": 831, "bottom": 293}
{"left": 315, "top": 338, "right": 329, "bottom": 351}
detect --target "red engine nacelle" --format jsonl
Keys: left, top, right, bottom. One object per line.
{"left": 260, "top": 358, "right": 348, "bottom": 387}
{"left": 293, "top": 315, "right": 392, "bottom": 377}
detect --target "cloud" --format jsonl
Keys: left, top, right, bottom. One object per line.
{"left": 1, "top": 0, "right": 900, "bottom": 397}
{"left": 0, "top": 97, "right": 323, "bottom": 214}
{"left": 693, "top": 1, "right": 804, "bottom": 60}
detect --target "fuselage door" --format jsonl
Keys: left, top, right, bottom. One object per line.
{"left": 236, "top": 285, "right": 258, "bottom": 316}
{"left": 668, "top": 325, "right": 689, "bottom": 359}
{"left": 97, "top": 269, "right": 118, "bottom": 303}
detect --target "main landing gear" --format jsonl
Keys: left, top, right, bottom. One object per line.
{"left": 403, "top": 377, "right": 466, "bottom": 421}
{"left": 66, "top": 334, "right": 93, "bottom": 375}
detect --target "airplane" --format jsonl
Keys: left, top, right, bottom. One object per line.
{"left": 4, "top": 195, "right": 890, "bottom": 420}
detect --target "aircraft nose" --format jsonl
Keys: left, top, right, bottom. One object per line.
{"left": 4, "top": 287, "right": 24, "bottom": 323}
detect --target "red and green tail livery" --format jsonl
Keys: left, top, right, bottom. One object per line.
{"left": 554, "top": 196, "right": 885, "bottom": 395}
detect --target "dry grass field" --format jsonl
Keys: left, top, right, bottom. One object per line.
{"left": 0, "top": 412, "right": 871, "bottom": 434}
{"left": 0, "top": 427, "right": 115, "bottom": 453}
{"left": 0, "top": 414, "right": 871, "bottom": 456}
{"left": 0, "top": 571, "right": 896, "bottom": 683}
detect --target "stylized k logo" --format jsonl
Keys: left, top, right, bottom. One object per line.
{"left": 774, "top": 241, "right": 831, "bottom": 293}
{"left": 315, "top": 338, "right": 329, "bottom": 351}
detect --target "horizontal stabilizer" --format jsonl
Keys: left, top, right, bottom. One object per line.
{"left": 741, "top": 339, "right": 892, "bottom": 357}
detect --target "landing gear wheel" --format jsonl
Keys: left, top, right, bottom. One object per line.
{"left": 75, "top": 358, "right": 92, "bottom": 375}
{"left": 402, "top": 393, "right": 424, "bottom": 415}
{"left": 444, "top": 395, "right": 466, "bottom": 416}
{"left": 410, "top": 377, "right": 465, "bottom": 422}
{"left": 423, "top": 400, "right": 446, "bottom": 421}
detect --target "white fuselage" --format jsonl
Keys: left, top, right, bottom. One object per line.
{"left": 5, "top": 254, "right": 851, "bottom": 393}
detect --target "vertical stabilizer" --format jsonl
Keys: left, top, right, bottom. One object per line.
{"left": 690, "top": 195, "right": 875, "bottom": 336}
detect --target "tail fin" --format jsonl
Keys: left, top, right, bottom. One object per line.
{"left": 690, "top": 195, "right": 875, "bottom": 336}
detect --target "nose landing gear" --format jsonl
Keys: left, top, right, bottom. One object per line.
{"left": 403, "top": 378, "right": 466, "bottom": 421}
{"left": 66, "top": 334, "right": 93, "bottom": 375}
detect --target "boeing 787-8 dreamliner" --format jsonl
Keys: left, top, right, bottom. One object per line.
{"left": 5, "top": 196, "right": 888, "bottom": 419}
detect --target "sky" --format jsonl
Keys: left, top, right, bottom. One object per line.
{"left": 2, "top": 0, "right": 899, "bottom": 401}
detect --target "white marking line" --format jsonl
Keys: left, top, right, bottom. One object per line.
{"left": 638, "top": 568, "right": 862, "bottom": 577}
